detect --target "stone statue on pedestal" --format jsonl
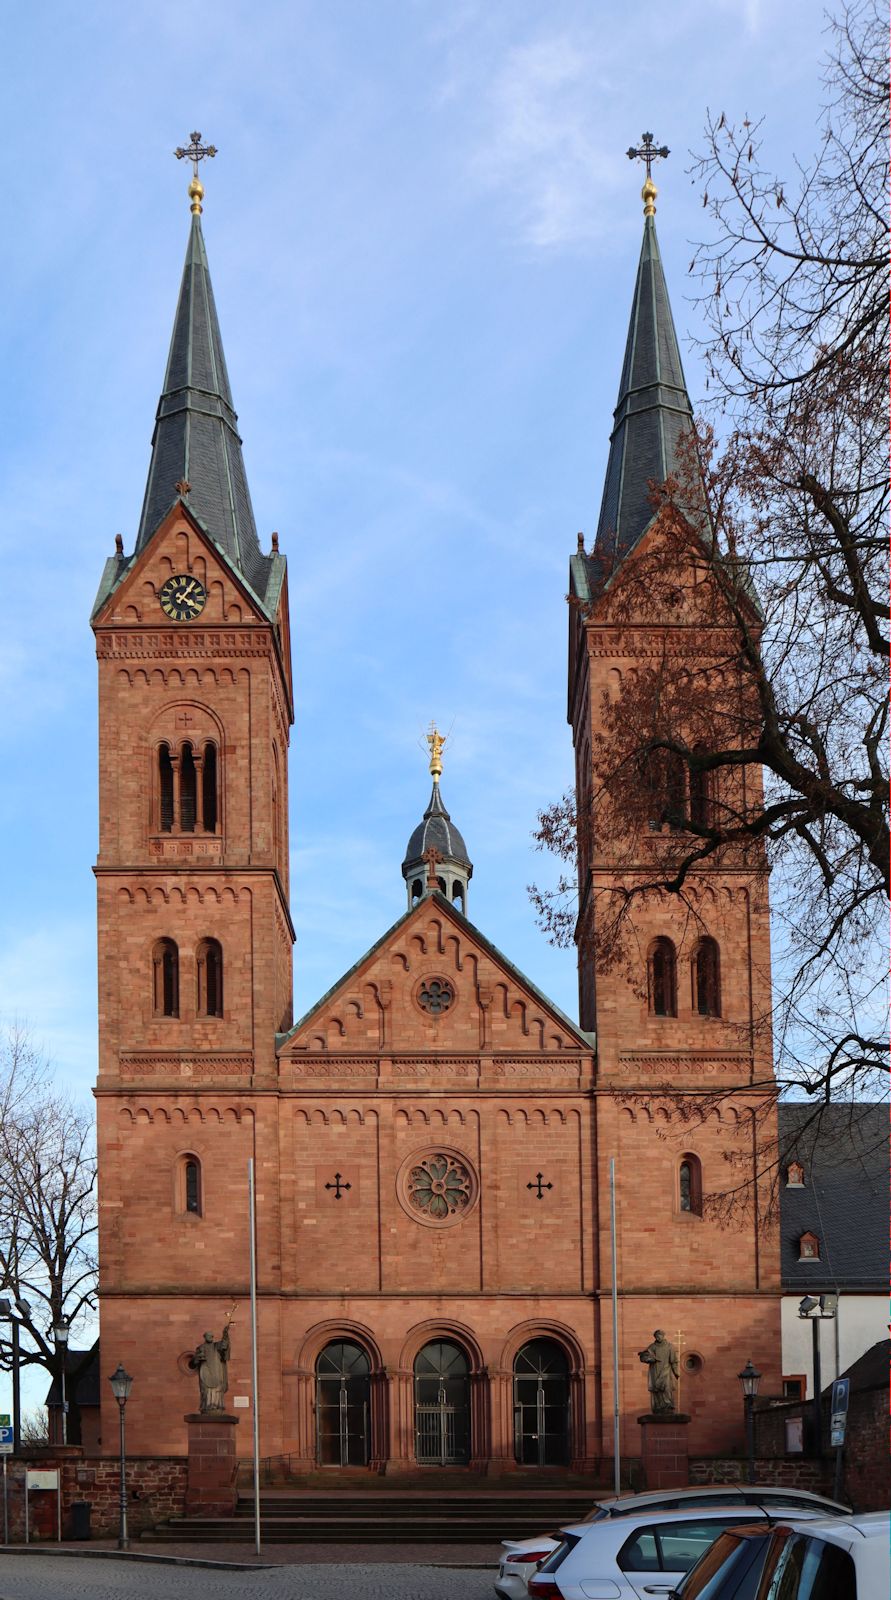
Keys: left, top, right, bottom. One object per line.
{"left": 638, "top": 1329, "right": 679, "bottom": 1413}
{"left": 189, "top": 1318, "right": 233, "bottom": 1413}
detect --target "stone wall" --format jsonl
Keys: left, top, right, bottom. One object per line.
{"left": 689, "top": 1456, "right": 832, "bottom": 1494}
{"left": 4, "top": 1450, "right": 186, "bottom": 1541}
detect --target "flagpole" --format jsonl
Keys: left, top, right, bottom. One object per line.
{"left": 610, "top": 1157, "right": 621, "bottom": 1494}
{"left": 248, "top": 1158, "right": 261, "bottom": 1555}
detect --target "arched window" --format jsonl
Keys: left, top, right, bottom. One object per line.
{"left": 197, "top": 939, "right": 224, "bottom": 1018}
{"left": 152, "top": 939, "right": 179, "bottom": 1018}
{"left": 436, "top": 876, "right": 446, "bottom": 895}
{"left": 158, "top": 744, "right": 174, "bottom": 832}
{"left": 689, "top": 749, "right": 712, "bottom": 829}
{"left": 411, "top": 879, "right": 423, "bottom": 905}
{"left": 649, "top": 938, "right": 677, "bottom": 1017}
{"left": 643, "top": 748, "right": 685, "bottom": 829}
{"left": 202, "top": 743, "right": 218, "bottom": 834}
{"left": 185, "top": 1157, "right": 201, "bottom": 1215}
{"left": 180, "top": 743, "right": 197, "bottom": 833}
{"left": 452, "top": 881, "right": 465, "bottom": 913}
{"left": 679, "top": 1154, "right": 702, "bottom": 1216}
{"left": 175, "top": 1153, "right": 202, "bottom": 1216}
{"left": 694, "top": 938, "right": 721, "bottom": 1016}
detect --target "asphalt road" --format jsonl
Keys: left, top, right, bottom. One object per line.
{"left": 0, "top": 1553, "right": 495, "bottom": 1600}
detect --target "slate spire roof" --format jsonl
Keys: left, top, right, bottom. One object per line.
{"left": 134, "top": 212, "right": 270, "bottom": 597}
{"left": 593, "top": 212, "right": 695, "bottom": 565}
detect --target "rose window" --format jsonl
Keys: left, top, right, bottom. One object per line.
{"left": 418, "top": 978, "right": 454, "bottom": 1016}
{"left": 406, "top": 1153, "right": 474, "bottom": 1221}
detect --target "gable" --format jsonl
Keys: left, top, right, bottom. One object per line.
{"left": 279, "top": 893, "right": 592, "bottom": 1058}
{"left": 91, "top": 501, "right": 272, "bottom": 632}
{"left": 582, "top": 509, "right": 761, "bottom": 631}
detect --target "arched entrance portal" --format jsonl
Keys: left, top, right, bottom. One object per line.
{"left": 316, "top": 1341, "right": 370, "bottom": 1466}
{"left": 513, "top": 1338, "right": 570, "bottom": 1466}
{"left": 414, "top": 1340, "right": 470, "bottom": 1466}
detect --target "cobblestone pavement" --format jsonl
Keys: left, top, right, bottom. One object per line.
{"left": 0, "top": 1551, "right": 497, "bottom": 1599}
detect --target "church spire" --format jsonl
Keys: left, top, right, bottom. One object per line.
{"left": 134, "top": 135, "right": 269, "bottom": 598}
{"left": 592, "top": 136, "right": 695, "bottom": 568}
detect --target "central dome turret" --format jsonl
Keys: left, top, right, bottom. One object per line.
{"left": 402, "top": 727, "right": 473, "bottom": 913}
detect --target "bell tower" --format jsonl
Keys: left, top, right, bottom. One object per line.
{"left": 92, "top": 145, "right": 294, "bottom": 1442}
{"left": 569, "top": 146, "right": 780, "bottom": 1460}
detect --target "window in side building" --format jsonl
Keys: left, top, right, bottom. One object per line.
{"left": 798, "top": 1232, "right": 820, "bottom": 1260}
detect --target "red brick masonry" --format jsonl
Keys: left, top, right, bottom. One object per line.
{"left": 639, "top": 1413, "right": 691, "bottom": 1490}
{"left": 184, "top": 1411, "right": 239, "bottom": 1515}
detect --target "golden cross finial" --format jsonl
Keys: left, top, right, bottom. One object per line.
{"left": 427, "top": 723, "right": 446, "bottom": 783}
{"left": 174, "top": 131, "right": 218, "bottom": 215}
{"left": 626, "top": 132, "right": 670, "bottom": 217}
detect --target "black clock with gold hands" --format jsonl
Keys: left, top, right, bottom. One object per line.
{"left": 159, "top": 573, "right": 207, "bottom": 622}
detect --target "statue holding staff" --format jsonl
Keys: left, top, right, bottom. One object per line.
{"left": 189, "top": 1306, "right": 236, "bottom": 1413}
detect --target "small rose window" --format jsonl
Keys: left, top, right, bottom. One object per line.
{"left": 407, "top": 1153, "right": 474, "bottom": 1221}
{"left": 418, "top": 977, "right": 455, "bottom": 1016}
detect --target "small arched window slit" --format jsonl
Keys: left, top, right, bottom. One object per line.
{"left": 153, "top": 939, "right": 179, "bottom": 1017}
{"left": 197, "top": 938, "right": 224, "bottom": 1018}
{"left": 649, "top": 938, "right": 677, "bottom": 1017}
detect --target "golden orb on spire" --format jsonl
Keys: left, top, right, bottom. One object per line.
{"left": 642, "top": 175, "right": 658, "bottom": 217}
{"left": 427, "top": 723, "right": 446, "bottom": 783}
{"left": 189, "top": 176, "right": 205, "bottom": 215}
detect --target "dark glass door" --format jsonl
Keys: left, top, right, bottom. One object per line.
{"left": 414, "top": 1340, "right": 470, "bottom": 1465}
{"left": 514, "top": 1339, "right": 569, "bottom": 1466}
{"left": 316, "top": 1341, "right": 370, "bottom": 1466}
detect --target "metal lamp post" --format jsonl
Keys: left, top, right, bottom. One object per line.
{"left": 52, "top": 1317, "right": 70, "bottom": 1445}
{"left": 737, "top": 1360, "right": 761, "bottom": 1484}
{"left": 108, "top": 1364, "right": 134, "bottom": 1550}
{"left": 798, "top": 1294, "right": 837, "bottom": 1459}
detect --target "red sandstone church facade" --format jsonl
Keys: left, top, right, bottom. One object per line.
{"left": 92, "top": 166, "right": 780, "bottom": 1476}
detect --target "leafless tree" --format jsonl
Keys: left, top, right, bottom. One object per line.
{"left": 531, "top": 1, "right": 888, "bottom": 1129}
{"left": 0, "top": 1025, "right": 97, "bottom": 1408}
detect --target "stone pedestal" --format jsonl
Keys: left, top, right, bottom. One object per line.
{"left": 638, "top": 1412, "right": 691, "bottom": 1490}
{"left": 184, "top": 1412, "right": 239, "bottom": 1516}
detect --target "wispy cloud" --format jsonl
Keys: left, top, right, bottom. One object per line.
{"left": 468, "top": 33, "right": 619, "bottom": 248}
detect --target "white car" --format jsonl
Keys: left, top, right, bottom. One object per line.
{"left": 673, "top": 1510, "right": 890, "bottom": 1600}
{"left": 525, "top": 1503, "right": 830, "bottom": 1600}
{"left": 494, "top": 1487, "right": 851, "bottom": 1600}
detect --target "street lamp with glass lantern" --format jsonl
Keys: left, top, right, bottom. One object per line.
{"left": 798, "top": 1293, "right": 837, "bottom": 1458}
{"left": 52, "top": 1316, "right": 70, "bottom": 1445}
{"left": 108, "top": 1364, "right": 134, "bottom": 1550}
{"left": 737, "top": 1360, "right": 761, "bottom": 1484}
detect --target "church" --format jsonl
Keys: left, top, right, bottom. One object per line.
{"left": 91, "top": 147, "right": 781, "bottom": 1478}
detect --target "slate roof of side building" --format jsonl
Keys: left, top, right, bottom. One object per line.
{"left": 778, "top": 1103, "right": 888, "bottom": 1292}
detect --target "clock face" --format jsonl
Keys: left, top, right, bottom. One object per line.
{"left": 159, "top": 573, "right": 207, "bottom": 622}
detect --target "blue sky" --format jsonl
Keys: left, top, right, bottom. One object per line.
{"left": 0, "top": 1, "right": 837, "bottom": 1102}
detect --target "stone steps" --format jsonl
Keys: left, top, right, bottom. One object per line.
{"left": 144, "top": 1487, "right": 599, "bottom": 1544}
